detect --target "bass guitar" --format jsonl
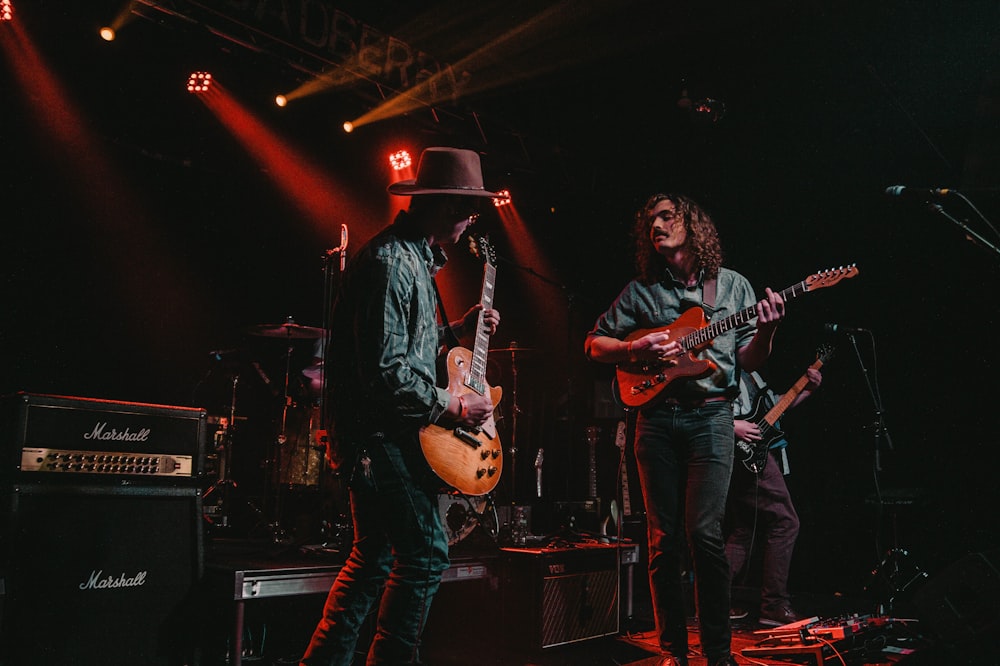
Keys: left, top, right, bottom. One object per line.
{"left": 419, "top": 235, "right": 503, "bottom": 495}
{"left": 736, "top": 345, "right": 833, "bottom": 474}
{"left": 616, "top": 265, "right": 857, "bottom": 408}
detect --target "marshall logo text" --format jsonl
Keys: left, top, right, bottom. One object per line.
{"left": 83, "top": 422, "right": 151, "bottom": 442}
{"left": 79, "top": 569, "right": 148, "bottom": 590}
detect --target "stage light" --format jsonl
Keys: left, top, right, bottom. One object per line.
{"left": 342, "top": 121, "right": 354, "bottom": 133}
{"left": 493, "top": 189, "right": 512, "bottom": 208}
{"left": 389, "top": 150, "right": 411, "bottom": 171}
{"left": 1, "top": 0, "right": 13, "bottom": 22}
{"left": 274, "top": 94, "right": 288, "bottom": 107}
{"left": 186, "top": 72, "right": 212, "bottom": 94}
{"left": 691, "top": 98, "right": 725, "bottom": 123}
{"left": 99, "top": 27, "right": 116, "bottom": 42}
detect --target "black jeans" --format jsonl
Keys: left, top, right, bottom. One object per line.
{"left": 726, "top": 447, "right": 800, "bottom": 612}
{"left": 634, "top": 401, "right": 734, "bottom": 662}
{"left": 300, "top": 435, "right": 449, "bottom": 666}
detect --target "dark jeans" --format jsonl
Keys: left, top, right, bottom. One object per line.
{"left": 726, "top": 448, "right": 800, "bottom": 612}
{"left": 634, "top": 401, "right": 734, "bottom": 662}
{"left": 300, "top": 435, "right": 449, "bottom": 666}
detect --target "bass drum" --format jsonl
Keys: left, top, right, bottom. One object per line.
{"left": 279, "top": 403, "right": 325, "bottom": 488}
{"left": 437, "top": 493, "right": 488, "bottom": 546}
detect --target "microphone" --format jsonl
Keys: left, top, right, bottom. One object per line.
{"left": 339, "top": 224, "right": 348, "bottom": 272}
{"left": 824, "top": 323, "right": 869, "bottom": 334}
{"left": 534, "top": 448, "right": 544, "bottom": 499}
{"left": 884, "top": 185, "right": 953, "bottom": 201}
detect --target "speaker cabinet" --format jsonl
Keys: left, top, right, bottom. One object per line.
{"left": 912, "top": 551, "right": 1000, "bottom": 646}
{"left": 501, "top": 546, "right": 620, "bottom": 649}
{"left": 0, "top": 484, "right": 203, "bottom": 666}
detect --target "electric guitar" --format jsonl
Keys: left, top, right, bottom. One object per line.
{"left": 736, "top": 344, "right": 833, "bottom": 474}
{"left": 613, "top": 419, "right": 633, "bottom": 518}
{"left": 418, "top": 235, "right": 503, "bottom": 495}
{"left": 616, "top": 265, "right": 858, "bottom": 408}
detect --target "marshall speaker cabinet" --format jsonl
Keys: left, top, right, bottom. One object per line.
{"left": 0, "top": 393, "right": 207, "bottom": 666}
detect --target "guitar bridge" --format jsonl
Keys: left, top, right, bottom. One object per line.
{"left": 454, "top": 427, "right": 483, "bottom": 449}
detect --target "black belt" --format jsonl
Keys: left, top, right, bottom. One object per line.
{"left": 662, "top": 396, "right": 731, "bottom": 409}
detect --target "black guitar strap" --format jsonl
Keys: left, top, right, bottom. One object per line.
{"left": 432, "top": 278, "right": 462, "bottom": 349}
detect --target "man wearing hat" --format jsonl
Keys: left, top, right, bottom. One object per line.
{"left": 300, "top": 147, "right": 501, "bottom": 666}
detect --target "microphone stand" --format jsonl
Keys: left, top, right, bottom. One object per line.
{"left": 845, "top": 330, "right": 892, "bottom": 473}
{"left": 927, "top": 202, "right": 1000, "bottom": 259}
{"left": 312, "top": 225, "right": 350, "bottom": 551}
{"left": 847, "top": 329, "right": 915, "bottom": 612}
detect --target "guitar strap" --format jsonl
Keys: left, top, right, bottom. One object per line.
{"left": 432, "top": 278, "right": 462, "bottom": 349}
{"left": 702, "top": 275, "right": 717, "bottom": 310}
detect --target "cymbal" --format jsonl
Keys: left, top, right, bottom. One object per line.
{"left": 246, "top": 322, "right": 327, "bottom": 339}
{"left": 490, "top": 346, "right": 537, "bottom": 353}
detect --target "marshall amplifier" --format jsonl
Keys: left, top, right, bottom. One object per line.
{"left": 2, "top": 392, "right": 207, "bottom": 484}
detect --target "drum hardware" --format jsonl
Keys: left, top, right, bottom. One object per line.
{"left": 438, "top": 492, "right": 498, "bottom": 546}
{"left": 245, "top": 320, "right": 327, "bottom": 340}
{"left": 243, "top": 316, "right": 331, "bottom": 545}
{"left": 489, "top": 342, "right": 536, "bottom": 505}
{"left": 202, "top": 375, "right": 241, "bottom": 528}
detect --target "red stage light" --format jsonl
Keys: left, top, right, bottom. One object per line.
{"left": 1, "top": 1, "right": 13, "bottom": 22}
{"left": 186, "top": 72, "right": 213, "bottom": 94}
{"left": 493, "top": 189, "right": 512, "bottom": 208}
{"left": 389, "top": 150, "right": 412, "bottom": 171}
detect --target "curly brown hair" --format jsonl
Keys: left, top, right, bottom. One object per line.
{"left": 633, "top": 193, "right": 723, "bottom": 284}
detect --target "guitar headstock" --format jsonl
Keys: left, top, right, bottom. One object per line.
{"left": 468, "top": 233, "right": 497, "bottom": 266}
{"left": 803, "top": 264, "right": 858, "bottom": 291}
{"left": 816, "top": 343, "right": 836, "bottom": 364}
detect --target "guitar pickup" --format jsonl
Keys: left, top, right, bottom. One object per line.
{"left": 454, "top": 427, "right": 482, "bottom": 449}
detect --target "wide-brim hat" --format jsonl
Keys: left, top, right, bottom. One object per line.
{"left": 387, "top": 147, "right": 499, "bottom": 198}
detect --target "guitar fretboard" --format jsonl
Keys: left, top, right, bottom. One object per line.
{"left": 681, "top": 279, "right": 812, "bottom": 351}
{"left": 465, "top": 261, "right": 495, "bottom": 395}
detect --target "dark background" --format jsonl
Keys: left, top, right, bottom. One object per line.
{"left": 3, "top": 0, "right": 1000, "bottom": 600}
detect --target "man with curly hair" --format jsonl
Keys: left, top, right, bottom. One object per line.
{"left": 584, "top": 193, "right": 785, "bottom": 666}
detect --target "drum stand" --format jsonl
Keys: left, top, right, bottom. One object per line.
{"left": 263, "top": 337, "right": 296, "bottom": 545}
{"left": 203, "top": 375, "right": 241, "bottom": 528}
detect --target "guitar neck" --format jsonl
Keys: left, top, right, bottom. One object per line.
{"left": 465, "top": 261, "right": 495, "bottom": 395}
{"left": 762, "top": 358, "right": 824, "bottom": 425}
{"left": 682, "top": 280, "right": 811, "bottom": 350}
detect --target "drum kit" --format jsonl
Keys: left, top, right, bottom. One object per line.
{"left": 203, "top": 318, "right": 540, "bottom": 551}
{"left": 203, "top": 317, "right": 343, "bottom": 548}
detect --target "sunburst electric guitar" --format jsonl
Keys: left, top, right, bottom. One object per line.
{"left": 616, "top": 265, "right": 858, "bottom": 409}
{"left": 736, "top": 345, "right": 833, "bottom": 474}
{"left": 419, "top": 235, "right": 503, "bottom": 495}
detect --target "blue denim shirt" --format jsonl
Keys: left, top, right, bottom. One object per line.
{"left": 588, "top": 266, "right": 758, "bottom": 398}
{"left": 329, "top": 212, "right": 453, "bottom": 443}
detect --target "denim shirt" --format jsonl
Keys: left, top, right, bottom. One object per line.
{"left": 329, "top": 212, "right": 453, "bottom": 442}
{"left": 588, "top": 266, "right": 758, "bottom": 398}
